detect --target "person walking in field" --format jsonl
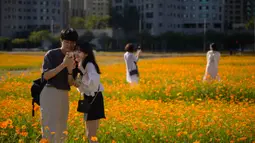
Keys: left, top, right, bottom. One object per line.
{"left": 203, "top": 43, "right": 221, "bottom": 81}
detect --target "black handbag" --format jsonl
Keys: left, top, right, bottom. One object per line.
{"left": 31, "top": 76, "right": 46, "bottom": 116}
{"left": 129, "top": 61, "right": 139, "bottom": 76}
{"left": 77, "top": 85, "right": 100, "bottom": 113}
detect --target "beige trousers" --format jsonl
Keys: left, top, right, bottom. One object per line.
{"left": 40, "top": 86, "right": 69, "bottom": 143}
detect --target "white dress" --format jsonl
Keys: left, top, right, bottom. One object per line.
{"left": 124, "top": 52, "right": 139, "bottom": 83}
{"left": 203, "top": 50, "right": 221, "bottom": 80}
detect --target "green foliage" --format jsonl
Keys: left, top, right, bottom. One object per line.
{"left": 85, "top": 15, "right": 110, "bottom": 30}
{"left": 70, "top": 17, "right": 86, "bottom": 29}
{"left": 245, "top": 17, "right": 254, "bottom": 29}
{"left": 28, "top": 30, "right": 50, "bottom": 44}
{"left": 11, "top": 38, "right": 28, "bottom": 45}
{"left": 110, "top": 6, "right": 139, "bottom": 32}
{"left": 0, "top": 37, "right": 10, "bottom": 44}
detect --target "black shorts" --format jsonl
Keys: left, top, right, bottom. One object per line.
{"left": 83, "top": 92, "right": 106, "bottom": 121}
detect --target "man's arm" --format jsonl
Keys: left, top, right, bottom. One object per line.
{"left": 43, "top": 53, "right": 71, "bottom": 81}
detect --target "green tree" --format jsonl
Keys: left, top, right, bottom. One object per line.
{"left": 0, "top": 37, "right": 11, "bottom": 50}
{"left": 84, "top": 15, "right": 110, "bottom": 30}
{"left": 0, "top": 37, "right": 10, "bottom": 44}
{"left": 11, "top": 38, "right": 28, "bottom": 48}
{"left": 98, "top": 15, "right": 110, "bottom": 29}
{"left": 123, "top": 6, "right": 139, "bottom": 32}
{"left": 245, "top": 17, "right": 254, "bottom": 29}
{"left": 70, "top": 17, "right": 85, "bottom": 29}
{"left": 28, "top": 30, "right": 51, "bottom": 44}
{"left": 85, "top": 15, "right": 99, "bottom": 30}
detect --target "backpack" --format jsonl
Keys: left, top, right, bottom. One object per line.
{"left": 31, "top": 77, "right": 46, "bottom": 116}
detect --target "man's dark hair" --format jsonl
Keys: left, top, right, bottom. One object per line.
{"left": 60, "top": 28, "right": 78, "bottom": 42}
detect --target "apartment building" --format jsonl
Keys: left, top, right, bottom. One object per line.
{"left": 0, "top": 0, "right": 69, "bottom": 37}
{"left": 85, "top": 0, "right": 110, "bottom": 17}
{"left": 112, "top": 0, "right": 225, "bottom": 35}
{"left": 69, "top": 0, "right": 85, "bottom": 17}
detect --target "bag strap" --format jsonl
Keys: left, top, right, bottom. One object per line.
{"left": 79, "top": 84, "right": 100, "bottom": 103}
{"left": 90, "top": 85, "right": 100, "bottom": 104}
{"left": 32, "top": 99, "right": 35, "bottom": 117}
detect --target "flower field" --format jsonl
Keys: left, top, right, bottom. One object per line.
{"left": 0, "top": 52, "right": 254, "bottom": 143}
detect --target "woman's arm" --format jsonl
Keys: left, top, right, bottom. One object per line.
{"left": 77, "top": 63, "right": 100, "bottom": 92}
{"left": 135, "top": 50, "right": 141, "bottom": 62}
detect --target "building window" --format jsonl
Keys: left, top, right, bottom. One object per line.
{"left": 115, "top": 0, "right": 122, "bottom": 3}
{"left": 146, "top": 23, "right": 152, "bottom": 29}
{"left": 159, "top": 23, "right": 163, "bottom": 27}
{"left": 12, "top": 0, "right": 16, "bottom": 4}
{"left": 214, "top": 23, "right": 221, "bottom": 28}
{"left": 146, "top": 4, "right": 149, "bottom": 9}
{"left": 146, "top": 12, "right": 153, "bottom": 18}
{"left": 159, "top": 3, "right": 163, "bottom": 8}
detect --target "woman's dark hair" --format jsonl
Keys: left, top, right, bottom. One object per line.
{"left": 79, "top": 42, "right": 101, "bottom": 74}
{"left": 125, "top": 43, "right": 134, "bottom": 52}
{"left": 73, "top": 42, "right": 101, "bottom": 79}
{"left": 210, "top": 43, "right": 218, "bottom": 51}
{"left": 60, "top": 28, "right": 78, "bottom": 42}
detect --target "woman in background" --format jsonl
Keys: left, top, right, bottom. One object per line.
{"left": 203, "top": 43, "right": 221, "bottom": 81}
{"left": 124, "top": 43, "right": 142, "bottom": 84}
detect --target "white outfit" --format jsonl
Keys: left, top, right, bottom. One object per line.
{"left": 203, "top": 50, "right": 220, "bottom": 80}
{"left": 76, "top": 62, "right": 104, "bottom": 96}
{"left": 124, "top": 52, "right": 139, "bottom": 83}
